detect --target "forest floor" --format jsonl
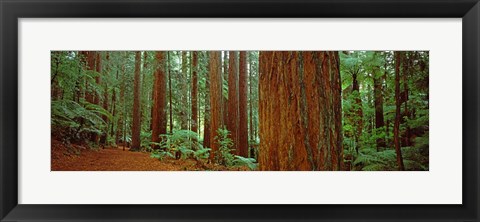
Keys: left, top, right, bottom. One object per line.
{"left": 51, "top": 139, "right": 248, "bottom": 171}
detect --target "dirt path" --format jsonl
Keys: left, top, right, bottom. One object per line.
{"left": 51, "top": 139, "right": 207, "bottom": 171}
{"left": 51, "top": 139, "right": 246, "bottom": 171}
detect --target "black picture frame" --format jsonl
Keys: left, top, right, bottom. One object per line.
{"left": 1, "top": 0, "right": 479, "bottom": 221}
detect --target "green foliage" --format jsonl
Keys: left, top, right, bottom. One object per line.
{"left": 51, "top": 99, "right": 111, "bottom": 142}
{"left": 233, "top": 155, "right": 258, "bottom": 170}
{"left": 150, "top": 130, "right": 210, "bottom": 161}
{"left": 215, "top": 128, "right": 258, "bottom": 169}
{"left": 214, "top": 127, "right": 235, "bottom": 166}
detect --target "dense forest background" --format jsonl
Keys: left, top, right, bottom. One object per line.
{"left": 51, "top": 51, "right": 429, "bottom": 171}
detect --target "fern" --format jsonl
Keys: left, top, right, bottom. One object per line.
{"left": 233, "top": 155, "right": 258, "bottom": 170}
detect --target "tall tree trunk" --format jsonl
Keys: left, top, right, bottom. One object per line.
{"left": 203, "top": 52, "right": 211, "bottom": 149}
{"left": 151, "top": 52, "right": 167, "bottom": 149}
{"left": 180, "top": 51, "right": 189, "bottom": 130}
{"left": 167, "top": 52, "right": 173, "bottom": 134}
{"left": 248, "top": 52, "right": 255, "bottom": 158}
{"left": 227, "top": 51, "right": 239, "bottom": 153}
{"left": 93, "top": 52, "right": 102, "bottom": 105}
{"left": 100, "top": 52, "right": 110, "bottom": 146}
{"left": 191, "top": 51, "right": 199, "bottom": 134}
{"left": 116, "top": 53, "right": 127, "bottom": 149}
{"left": 209, "top": 51, "right": 223, "bottom": 161}
{"left": 131, "top": 51, "right": 142, "bottom": 151}
{"left": 142, "top": 51, "right": 148, "bottom": 132}
{"left": 373, "top": 53, "right": 385, "bottom": 150}
{"left": 258, "top": 51, "right": 343, "bottom": 171}
{"left": 351, "top": 71, "right": 363, "bottom": 153}
{"left": 112, "top": 69, "right": 118, "bottom": 144}
{"left": 85, "top": 51, "right": 96, "bottom": 104}
{"left": 402, "top": 52, "right": 411, "bottom": 147}
{"left": 238, "top": 51, "right": 249, "bottom": 157}
{"left": 394, "top": 51, "right": 405, "bottom": 170}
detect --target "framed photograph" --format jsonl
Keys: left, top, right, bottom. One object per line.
{"left": 1, "top": 0, "right": 478, "bottom": 221}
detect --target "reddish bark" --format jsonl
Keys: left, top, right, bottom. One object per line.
{"left": 227, "top": 51, "right": 239, "bottom": 153}
{"left": 151, "top": 52, "right": 167, "bottom": 149}
{"left": 191, "top": 51, "right": 199, "bottom": 134}
{"left": 258, "top": 51, "right": 343, "bottom": 171}
{"left": 238, "top": 51, "right": 249, "bottom": 157}
{"left": 209, "top": 51, "right": 223, "bottom": 161}
{"left": 203, "top": 53, "right": 211, "bottom": 149}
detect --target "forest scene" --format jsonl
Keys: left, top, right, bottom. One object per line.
{"left": 51, "top": 51, "right": 429, "bottom": 171}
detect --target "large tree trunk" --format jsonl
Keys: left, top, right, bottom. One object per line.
{"left": 191, "top": 51, "right": 199, "bottom": 134}
{"left": 209, "top": 51, "right": 223, "bottom": 161}
{"left": 151, "top": 52, "right": 167, "bottom": 149}
{"left": 373, "top": 53, "right": 385, "bottom": 150}
{"left": 238, "top": 51, "right": 249, "bottom": 157}
{"left": 203, "top": 52, "right": 211, "bottom": 149}
{"left": 131, "top": 51, "right": 142, "bottom": 151}
{"left": 394, "top": 52, "right": 405, "bottom": 171}
{"left": 227, "top": 51, "right": 239, "bottom": 153}
{"left": 258, "top": 51, "right": 343, "bottom": 171}
{"left": 167, "top": 52, "right": 173, "bottom": 134}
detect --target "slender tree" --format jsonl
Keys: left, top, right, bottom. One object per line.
{"left": 248, "top": 52, "right": 255, "bottom": 157}
{"left": 191, "top": 51, "right": 199, "bottom": 134}
{"left": 394, "top": 51, "right": 405, "bottom": 170}
{"left": 180, "top": 51, "right": 189, "bottom": 129}
{"left": 402, "top": 52, "right": 411, "bottom": 147}
{"left": 131, "top": 51, "right": 142, "bottom": 151}
{"left": 351, "top": 61, "right": 363, "bottom": 153}
{"left": 100, "top": 52, "right": 110, "bottom": 146}
{"left": 258, "top": 51, "right": 343, "bottom": 170}
{"left": 85, "top": 52, "right": 96, "bottom": 104}
{"left": 373, "top": 52, "right": 386, "bottom": 150}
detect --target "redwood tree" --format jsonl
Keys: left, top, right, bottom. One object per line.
{"left": 191, "top": 51, "right": 199, "bottom": 134}
{"left": 227, "top": 51, "right": 239, "bottom": 152}
{"left": 203, "top": 52, "right": 211, "bottom": 149}
{"left": 180, "top": 51, "right": 189, "bottom": 130}
{"left": 258, "top": 51, "right": 343, "bottom": 171}
{"left": 238, "top": 51, "right": 249, "bottom": 157}
{"left": 209, "top": 51, "right": 223, "bottom": 161}
{"left": 151, "top": 51, "right": 167, "bottom": 149}
{"left": 131, "top": 51, "right": 142, "bottom": 151}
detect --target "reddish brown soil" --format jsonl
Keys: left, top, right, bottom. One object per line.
{"left": 51, "top": 139, "right": 248, "bottom": 171}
